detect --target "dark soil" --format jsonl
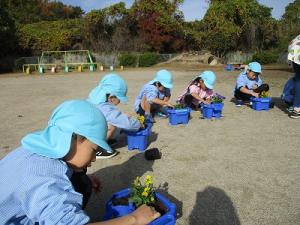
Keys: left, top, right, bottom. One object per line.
{"left": 112, "top": 197, "right": 129, "bottom": 206}
{"left": 112, "top": 197, "right": 168, "bottom": 215}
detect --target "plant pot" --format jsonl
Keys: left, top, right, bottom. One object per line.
{"left": 251, "top": 97, "right": 272, "bottom": 111}
{"left": 202, "top": 103, "right": 224, "bottom": 119}
{"left": 125, "top": 124, "right": 152, "bottom": 151}
{"left": 212, "top": 103, "right": 224, "bottom": 118}
{"left": 167, "top": 108, "right": 190, "bottom": 125}
{"left": 202, "top": 104, "right": 213, "bottom": 119}
{"left": 103, "top": 188, "right": 177, "bottom": 225}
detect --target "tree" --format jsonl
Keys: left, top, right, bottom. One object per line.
{"left": 130, "top": 0, "right": 185, "bottom": 52}
{"left": 279, "top": 0, "right": 300, "bottom": 49}
{"left": 0, "top": 3, "right": 17, "bottom": 58}
{"left": 193, "top": 0, "right": 277, "bottom": 56}
{"left": 2, "top": 0, "right": 83, "bottom": 24}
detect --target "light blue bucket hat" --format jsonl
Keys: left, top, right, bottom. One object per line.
{"left": 88, "top": 73, "right": 128, "bottom": 105}
{"left": 149, "top": 69, "right": 173, "bottom": 89}
{"left": 198, "top": 71, "right": 216, "bottom": 89}
{"left": 21, "top": 100, "right": 112, "bottom": 159}
{"left": 248, "top": 62, "right": 262, "bottom": 73}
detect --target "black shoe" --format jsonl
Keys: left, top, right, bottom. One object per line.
{"left": 144, "top": 148, "right": 162, "bottom": 160}
{"left": 96, "top": 149, "right": 118, "bottom": 159}
{"left": 235, "top": 99, "right": 243, "bottom": 107}
{"left": 290, "top": 110, "right": 300, "bottom": 119}
{"left": 107, "top": 139, "right": 118, "bottom": 147}
{"left": 286, "top": 106, "right": 294, "bottom": 113}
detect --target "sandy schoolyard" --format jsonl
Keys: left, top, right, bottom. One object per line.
{"left": 0, "top": 66, "right": 299, "bottom": 225}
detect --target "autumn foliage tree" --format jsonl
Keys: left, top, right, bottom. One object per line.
{"left": 130, "top": 0, "right": 185, "bottom": 52}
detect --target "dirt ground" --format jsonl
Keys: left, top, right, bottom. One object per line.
{"left": 0, "top": 65, "right": 299, "bottom": 225}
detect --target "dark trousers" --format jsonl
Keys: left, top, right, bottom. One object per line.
{"left": 293, "top": 73, "right": 300, "bottom": 107}
{"left": 70, "top": 171, "right": 92, "bottom": 209}
{"left": 235, "top": 84, "right": 269, "bottom": 101}
{"left": 182, "top": 94, "right": 199, "bottom": 110}
{"left": 136, "top": 103, "right": 164, "bottom": 117}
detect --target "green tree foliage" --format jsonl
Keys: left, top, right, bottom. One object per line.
{"left": 0, "top": 3, "right": 17, "bottom": 58}
{"left": 130, "top": 0, "right": 185, "bottom": 52}
{"left": 139, "top": 52, "right": 160, "bottom": 67}
{"left": 278, "top": 0, "right": 300, "bottom": 50}
{"left": 18, "top": 19, "right": 83, "bottom": 54}
{"left": 2, "top": 0, "right": 83, "bottom": 24}
{"left": 84, "top": 2, "right": 135, "bottom": 52}
{"left": 190, "top": 0, "right": 277, "bottom": 56}
{"left": 118, "top": 53, "right": 137, "bottom": 67}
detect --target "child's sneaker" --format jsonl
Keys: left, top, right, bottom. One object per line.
{"left": 286, "top": 106, "right": 294, "bottom": 113}
{"left": 96, "top": 149, "right": 118, "bottom": 159}
{"left": 156, "top": 112, "right": 168, "bottom": 118}
{"left": 107, "top": 139, "right": 117, "bottom": 147}
{"left": 289, "top": 110, "right": 300, "bottom": 119}
{"left": 235, "top": 99, "right": 243, "bottom": 107}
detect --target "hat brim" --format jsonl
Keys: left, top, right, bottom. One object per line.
{"left": 160, "top": 82, "right": 173, "bottom": 89}
{"left": 203, "top": 80, "right": 213, "bottom": 90}
{"left": 22, "top": 127, "right": 72, "bottom": 159}
{"left": 149, "top": 79, "right": 173, "bottom": 89}
{"left": 117, "top": 95, "right": 128, "bottom": 104}
{"left": 88, "top": 136, "right": 112, "bottom": 153}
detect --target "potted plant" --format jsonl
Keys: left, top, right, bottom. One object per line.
{"left": 251, "top": 91, "right": 272, "bottom": 111}
{"left": 103, "top": 175, "right": 177, "bottom": 225}
{"left": 202, "top": 93, "right": 225, "bottom": 119}
{"left": 125, "top": 115, "right": 152, "bottom": 151}
{"left": 167, "top": 104, "right": 190, "bottom": 125}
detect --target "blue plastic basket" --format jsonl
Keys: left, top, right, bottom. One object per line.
{"left": 202, "top": 104, "right": 214, "bottom": 119}
{"left": 202, "top": 103, "right": 224, "bottom": 119}
{"left": 225, "top": 64, "right": 233, "bottom": 71}
{"left": 167, "top": 108, "right": 190, "bottom": 125}
{"left": 103, "top": 188, "right": 177, "bottom": 225}
{"left": 251, "top": 97, "right": 271, "bottom": 111}
{"left": 212, "top": 103, "right": 224, "bottom": 118}
{"left": 126, "top": 124, "right": 151, "bottom": 151}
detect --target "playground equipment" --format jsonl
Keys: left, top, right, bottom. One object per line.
{"left": 22, "top": 50, "right": 98, "bottom": 74}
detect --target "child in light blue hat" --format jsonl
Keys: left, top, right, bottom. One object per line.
{"left": 234, "top": 62, "right": 270, "bottom": 106}
{"left": 0, "top": 100, "right": 160, "bottom": 225}
{"left": 177, "top": 71, "right": 216, "bottom": 109}
{"left": 134, "top": 69, "right": 174, "bottom": 122}
{"left": 88, "top": 73, "right": 143, "bottom": 158}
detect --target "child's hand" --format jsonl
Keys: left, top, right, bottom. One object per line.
{"left": 130, "top": 204, "right": 160, "bottom": 225}
{"left": 202, "top": 99, "right": 211, "bottom": 104}
{"left": 88, "top": 175, "right": 102, "bottom": 193}
{"left": 165, "top": 102, "right": 174, "bottom": 108}
{"left": 251, "top": 92, "right": 259, "bottom": 98}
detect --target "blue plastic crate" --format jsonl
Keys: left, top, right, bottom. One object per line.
{"left": 251, "top": 97, "right": 271, "bottom": 111}
{"left": 167, "top": 108, "right": 190, "bottom": 125}
{"left": 212, "top": 103, "right": 224, "bottom": 118}
{"left": 202, "top": 104, "right": 213, "bottom": 119}
{"left": 202, "top": 103, "right": 224, "bottom": 119}
{"left": 103, "top": 188, "right": 177, "bottom": 225}
{"left": 225, "top": 64, "right": 233, "bottom": 71}
{"left": 126, "top": 124, "right": 151, "bottom": 151}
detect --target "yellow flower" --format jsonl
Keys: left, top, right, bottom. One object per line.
{"left": 144, "top": 187, "right": 150, "bottom": 192}
{"left": 142, "top": 191, "right": 149, "bottom": 197}
{"left": 150, "top": 197, "right": 155, "bottom": 202}
{"left": 137, "top": 115, "right": 145, "bottom": 124}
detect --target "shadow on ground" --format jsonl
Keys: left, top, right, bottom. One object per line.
{"left": 189, "top": 186, "right": 241, "bottom": 225}
{"left": 272, "top": 96, "right": 289, "bottom": 115}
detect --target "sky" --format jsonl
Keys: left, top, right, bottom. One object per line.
{"left": 60, "top": 0, "right": 295, "bottom": 21}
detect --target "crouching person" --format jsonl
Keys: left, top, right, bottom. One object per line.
{"left": 0, "top": 100, "right": 160, "bottom": 225}
{"left": 234, "top": 62, "right": 269, "bottom": 106}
